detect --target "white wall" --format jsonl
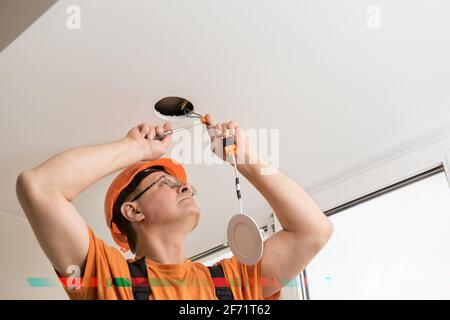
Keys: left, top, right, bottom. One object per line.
{"left": 0, "top": 212, "right": 67, "bottom": 299}
{"left": 310, "top": 119, "right": 450, "bottom": 213}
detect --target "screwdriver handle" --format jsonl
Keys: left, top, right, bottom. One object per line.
{"left": 222, "top": 136, "right": 237, "bottom": 155}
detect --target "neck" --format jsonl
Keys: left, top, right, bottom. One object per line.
{"left": 134, "top": 229, "right": 188, "bottom": 264}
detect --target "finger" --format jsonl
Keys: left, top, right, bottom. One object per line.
{"left": 155, "top": 125, "right": 165, "bottom": 139}
{"left": 207, "top": 120, "right": 217, "bottom": 138}
{"left": 211, "top": 138, "right": 222, "bottom": 155}
{"left": 163, "top": 121, "right": 172, "bottom": 131}
{"left": 141, "top": 124, "right": 150, "bottom": 137}
{"left": 147, "top": 127, "right": 156, "bottom": 140}
{"left": 205, "top": 114, "right": 213, "bottom": 127}
{"left": 207, "top": 126, "right": 216, "bottom": 138}
{"left": 214, "top": 124, "right": 222, "bottom": 137}
{"left": 226, "top": 121, "right": 239, "bottom": 130}
{"left": 221, "top": 123, "right": 230, "bottom": 137}
{"left": 137, "top": 123, "right": 145, "bottom": 132}
{"left": 160, "top": 132, "right": 172, "bottom": 149}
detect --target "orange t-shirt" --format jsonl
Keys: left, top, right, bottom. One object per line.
{"left": 58, "top": 227, "right": 281, "bottom": 300}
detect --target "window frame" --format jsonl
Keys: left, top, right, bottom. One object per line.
{"left": 303, "top": 151, "right": 450, "bottom": 299}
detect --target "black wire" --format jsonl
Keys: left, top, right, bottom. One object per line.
{"left": 235, "top": 177, "right": 241, "bottom": 199}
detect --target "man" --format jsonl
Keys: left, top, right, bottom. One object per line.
{"left": 16, "top": 114, "right": 333, "bottom": 300}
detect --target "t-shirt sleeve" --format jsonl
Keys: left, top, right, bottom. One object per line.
{"left": 55, "top": 226, "right": 132, "bottom": 300}
{"left": 220, "top": 256, "right": 282, "bottom": 300}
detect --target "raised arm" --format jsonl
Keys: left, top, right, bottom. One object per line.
{"left": 205, "top": 115, "right": 333, "bottom": 299}
{"left": 16, "top": 123, "right": 172, "bottom": 275}
{"left": 237, "top": 157, "right": 333, "bottom": 298}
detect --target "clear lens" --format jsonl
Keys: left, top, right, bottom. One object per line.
{"left": 163, "top": 175, "right": 196, "bottom": 197}
{"left": 163, "top": 175, "right": 181, "bottom": 188}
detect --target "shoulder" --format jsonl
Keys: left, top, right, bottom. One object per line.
{"left": 60, "top": 227, "right": 132, "bottom": 300}
{"left": 83, "top": 226, "right": 130, "bottom": 278}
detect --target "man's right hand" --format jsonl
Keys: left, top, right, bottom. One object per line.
{"left": 125, "top": 122, "right": 173, "bottom": 161}
{"left": 16, "top": 121, "right": 172, "bottom": 277}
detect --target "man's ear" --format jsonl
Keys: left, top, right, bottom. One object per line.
{"left": 121, "top": 202, "right": 145, "bottom": 223}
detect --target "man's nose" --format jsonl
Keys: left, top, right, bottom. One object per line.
{"left": 178, "top": 183, "right": 191, "bottom": 194}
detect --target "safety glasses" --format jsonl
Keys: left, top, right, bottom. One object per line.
{"left": 130, "top": 174, "right": 196, "bottom": 202}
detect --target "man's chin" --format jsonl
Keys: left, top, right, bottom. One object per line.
{"left": 191, "top": 212, "right": 200, "bottom": 231}
{"left": 186, "top": 206, "right": 200, "bottom": 228}
{"left": 180, "top": 199, "right": 199, "bottom": 210}
{"left": 180, "top": 205, "right": 200, "bottom": 219}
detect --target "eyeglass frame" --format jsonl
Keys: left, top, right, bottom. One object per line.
{"left": 129, "top": 174, "right": 196, "bottom": 202}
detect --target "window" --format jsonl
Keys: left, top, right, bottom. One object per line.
{"left": 198, "top": 248, "right": 233, "bottom": 267}
{"left": 306, "top": 168, "right": 450, "bottom": 299}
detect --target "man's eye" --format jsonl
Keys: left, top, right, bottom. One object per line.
{"left": 167, "top": 179, "right": 179, "bottom": 186}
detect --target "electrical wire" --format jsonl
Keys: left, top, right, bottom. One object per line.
{"left": 231, "top": 152, "right": 243, "bottom": 214}
{"left": 182, "top": 104, "right": 203, "bottom": 120}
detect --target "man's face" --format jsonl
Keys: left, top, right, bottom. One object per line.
{"left": 128, "top": 171, "right": 200, "bottom": 232}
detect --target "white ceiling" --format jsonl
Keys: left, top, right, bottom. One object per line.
{"left": 1, "top": 0, "right": 450, "bottom": 258}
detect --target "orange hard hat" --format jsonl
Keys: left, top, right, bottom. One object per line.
{"left": 104, "top": 158, "right": 187, "bottom": 252}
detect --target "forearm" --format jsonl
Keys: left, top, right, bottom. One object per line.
{"left": 26, "top": 137, "right": 142, "bottom": 201}
{"left": 237, "top": 155, "right": 332, "bottom": 237}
